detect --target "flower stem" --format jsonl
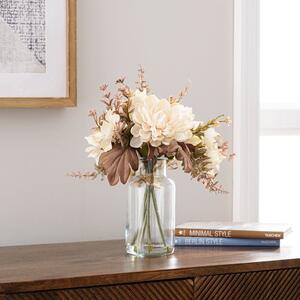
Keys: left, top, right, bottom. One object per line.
{"left": 150, "top": 185, "right": 167, "bottom": 246}
{"left": 147, "top": 189, "right": 151, "bottom": 243}
{"left": 130, "top": 183, "right": 167, "bottom": 253}
{"left": 130, "top": 185, "right": 149, "bottom": 246}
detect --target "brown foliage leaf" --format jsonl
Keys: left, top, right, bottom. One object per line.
{"left": 157, "top": 141, "right": 192, "bottom": 173}
{"left": 100, "top": 145, "right": 138, "bottom": 185}
{"left": 175, "top": 142, "right": 193, "bottom": 173}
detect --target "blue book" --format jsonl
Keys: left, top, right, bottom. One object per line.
{"left": 175, "top": 236, "right": 280, "bottom": 247}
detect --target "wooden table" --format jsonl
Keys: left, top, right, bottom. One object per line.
{"left": 0, "top": 240, "right": 299, "bottom": 299}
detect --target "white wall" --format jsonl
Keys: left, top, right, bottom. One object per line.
{"left": 0, "top": 0, "right": 233, "bottom": 246}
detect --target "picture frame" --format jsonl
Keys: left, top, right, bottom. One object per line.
{"left": 0, "top": 0, "right": 77, "bottom": 108}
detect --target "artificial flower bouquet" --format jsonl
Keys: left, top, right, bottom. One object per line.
{"left": 72, "top": 67, "right": 232, "bottom": 190}
{"left": 71, "top": 67, "right": 232, "bottom": 257}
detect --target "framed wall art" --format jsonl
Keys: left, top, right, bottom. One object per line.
{"left": 0, "top": 0, "right": 76, "bottom": 108}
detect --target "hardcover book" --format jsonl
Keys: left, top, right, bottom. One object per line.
{"left": 175, "top": 236, "right": 280, "bottom": 247}
{"left": 175, "top": 222, "right": 292, "bottom": 240}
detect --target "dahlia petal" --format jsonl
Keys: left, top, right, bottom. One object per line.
{"left": 130, "top": 136, "right": 143, "bottom": 148}
{"left": 131, "top": 124, "right": 141, "bottom": 137}
{"left": 139, "top": 130, "right": 151, "bottom": 140}
{"left": 150, "top": 140, "right": 161, "bottom": 147}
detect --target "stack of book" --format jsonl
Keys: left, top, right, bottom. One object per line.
{"left": 175, "top": 222, "right": 292, "bottom": 247}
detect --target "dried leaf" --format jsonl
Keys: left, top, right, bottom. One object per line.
{"left": 157, "top": 141, "right": 192, "bottom": 173}
{"left": 67, "top": 171, "right": 99, "bottom": 180}
{"left": 100, "top": 145, "right": 139, "bottom": 185}
{"left": 175, "top": 142, "right": 192, "bottom": 173}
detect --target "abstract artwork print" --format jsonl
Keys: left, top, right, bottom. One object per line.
{"left": 0, "top": 0, "right": 46, "bottom": 73}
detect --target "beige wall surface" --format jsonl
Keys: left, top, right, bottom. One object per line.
{"left": 0, "top": 0, "right": 233, "bottom": 246}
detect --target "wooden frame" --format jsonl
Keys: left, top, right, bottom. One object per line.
{"left": 0, "top": 0, "right": 77, "bottom": 108}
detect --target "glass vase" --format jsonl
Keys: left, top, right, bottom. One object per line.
{"left": 126, "top": 158, "right": 175, "bottom": 257}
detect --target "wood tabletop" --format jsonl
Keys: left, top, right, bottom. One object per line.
{"left": 0, "top": 239, "right": 300, "bottom": 294}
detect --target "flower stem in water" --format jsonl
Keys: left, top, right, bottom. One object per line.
{"left": 150, "top": 185, "right": 167, "bottom": 246}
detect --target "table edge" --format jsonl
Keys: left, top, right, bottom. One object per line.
{"left": 1, "top": 257, "right": 300, "bottom": 294}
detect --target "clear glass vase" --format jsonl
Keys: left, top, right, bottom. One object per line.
{"left": 126, "top": 158, "right": 175, "bottom": 257}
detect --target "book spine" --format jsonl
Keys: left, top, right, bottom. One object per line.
{"left": 175, "top": 228, "right": 283, "bottom": 240}
{"left": 175, "top": 237, "right": 280, "bottom": 247}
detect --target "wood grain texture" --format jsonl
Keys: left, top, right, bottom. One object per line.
{"left": 194, "top": 268, "right": 300, "bottom": 300}
{"left": 0, "top": 240, "right": 300, "bottom": 294}
{"left": 0, "top": 0, "right": 77, "bottom": 108}
{"left": 5, "top": 279, "right": 193, "bottom": 300}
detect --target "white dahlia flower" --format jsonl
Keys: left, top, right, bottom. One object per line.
{"left": 85, "top": 109, "right": 120, "bottom": 162}
{"left": 203, "top": 128, "right": 226, "bottom": 173}
{"left": 129, "top": 90, "right": 201, "bottom": 148}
